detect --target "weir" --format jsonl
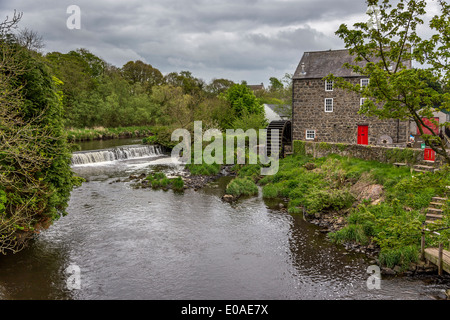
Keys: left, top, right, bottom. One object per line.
{"left": 71, "top": 144, "right": 163, "bottom": 165}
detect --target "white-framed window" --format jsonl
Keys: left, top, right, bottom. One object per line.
{"left": 360, "top": 78, "right": 370, "bottom": 88}
{"left": 306, "top": 130, "right": 316, "bottom": 140}
{"left": 360, "top": 98, "right": 366, "bottom": 106}
{"left": 325, "top": 98, "right": 333, "bottom": 112}
{"left": 325, "top": 80, "right": 333, "bottom": 91}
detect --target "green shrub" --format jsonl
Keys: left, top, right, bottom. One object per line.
{"left": 171, "top": 177, "right": 185, "bottom": 191}
{"left": 329, "top": 224, "right": 369, "bottom": 245}
{"left": 226, "top": 178, "right": 258, "bottom": 197}
{"left": 146, "top": 172, "right": 167, "bottom": 189}
{"left": 379, "top": 246, "right": 419, "bottom": 270}
{"left": 262, "top": 184, "right": 279, "bottom": 198}
{"left": 236, "top": 164, "right": 262, "bottom": 181}
{"left": 293, "top": 140, "right": 306, "bottom": 155}
{"left": 304, "top": 188, "right": 355, "bottom": 214}
{"left": 287, "top": 198, "right": 303, "bottom": 215}
{"left": 150, "top": 172, "right": 166, "bottom": 180}
{"left": 160, "top": 177, "right": 171, "bottom": 187}
{"left": 288, "top": 206, "right": 302, "bottom": 214}
{"left": 186, "top": 162, "right": 221, "bottom": 176}
{"left": 143, "top": 135, "right": 158, "bottom": 145}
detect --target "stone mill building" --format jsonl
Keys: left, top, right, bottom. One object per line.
{"left": 291, "top": 49, "right": 410, "bottom": 146}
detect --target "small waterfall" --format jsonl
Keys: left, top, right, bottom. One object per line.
{"left": 72, "top": 144, "right": 163, "bottom": 165}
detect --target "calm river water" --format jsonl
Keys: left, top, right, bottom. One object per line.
{"left": 0, "top": 138, "right": 448, "bottom": 300}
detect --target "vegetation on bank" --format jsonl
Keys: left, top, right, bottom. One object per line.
{"left": 144, "top": 172, "right": 184, "bottom": 191}
{"left": 67, "top": 126, "right": 155, "bottom": 142}
{"left": 194, "top": 151, "right": 450, "bottom": 270}
{"left": 225, "top": 177, "right": 259, "bottom": 197}
{"left": 0, "top": 13, "right": 81, "bottom": 254}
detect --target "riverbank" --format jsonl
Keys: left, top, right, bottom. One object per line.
{"left": 11, "top": 145, "right": 449, "bottom": 300}
{"left": 119, "top": 142, "right": 450, "bottom": 278}
{"left": 209, "top": 153, "right": 450, "bottom": 277}
{"left": 65, "top": 138, "right": 449, "bottom": 299}
{"left": 67, "top": 126, "right": 155, "bottom": 142}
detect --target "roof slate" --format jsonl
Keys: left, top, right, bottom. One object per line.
{"left": 292, "top": 49, "right": 411, "bottom": 80}
{"left": 293, "top": 49, "right": 365, "bottom": 79}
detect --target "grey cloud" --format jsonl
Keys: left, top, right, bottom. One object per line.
{"left": 0, "top": 0, "right": 367, "bottom": 84}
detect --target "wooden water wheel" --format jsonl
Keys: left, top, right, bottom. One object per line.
{"left": 265, "top": 120, "right": 292, "bottom": 157}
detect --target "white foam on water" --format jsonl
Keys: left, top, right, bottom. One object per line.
{"left": 71, "top": 144, "right": 164, "bottom": 166}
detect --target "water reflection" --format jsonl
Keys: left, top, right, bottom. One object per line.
{"left": 0, "top": 238, "right": 76, "bottom": 300}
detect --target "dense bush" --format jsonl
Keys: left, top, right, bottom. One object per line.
{"left": 226, "top": 178, "right": 258, "bottom": 197}
{"left": 145, "top": 172, "right": 184, "bottom": 191}
{"left": 1, "top": 28, "right": 81, "bottom": 254}
{"left": 304, "top": 188, "right": 355, "bottom": 214}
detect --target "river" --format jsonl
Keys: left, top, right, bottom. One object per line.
{"left": 0, "top": 138, "right": 448, "bottom": 300}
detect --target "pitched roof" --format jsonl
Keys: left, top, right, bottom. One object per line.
{"left": 265, "top": 104, "right": 291, "bottom": 118}
{"left": 248, "top": 83, "right": 265, "bottom": 91}
{"left": 293, "top": 49, "right": 363, "bottom": 79}
{"left": 293, "top": 49, "right": 411, "bottom": 80}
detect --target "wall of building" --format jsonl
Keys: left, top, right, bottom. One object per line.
{"left": 292, "top": 77, "right": 409, "bottom": 145}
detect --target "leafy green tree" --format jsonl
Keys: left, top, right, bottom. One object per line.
{"left": 222, "top": 82, "right": 265, "bottom": 119}
{"left": 328, "top": 0, "right": 450, "bottom": 163}
{"left": 151, "top": 85, "right": 197, "bottom": 128}
{"left": 122, "top": 60, "right": 163, "bottom": 93}
{"left": 205, "top": 78, "right": 235, "bottom": 96}
{"left": 269, "top": 77, "right": 284, "bottom": 92}
{"left": 69, "top": 48, "right": 107, "bottom": 79}
{"left": 0, "top": 13, "right": 80, "bottom": 254}
{"left": 164, "top": 70, "right": 205, "bottom": 96}
{"left": 46, "top": 50, "right": 100, "bottom": 126}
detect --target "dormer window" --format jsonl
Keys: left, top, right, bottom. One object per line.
{"left": 325, "top": 80, "right": 333, "bottom": 91}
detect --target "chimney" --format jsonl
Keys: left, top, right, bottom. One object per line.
{"left": 301, "top": 63, "right": 306, "bottom": 75}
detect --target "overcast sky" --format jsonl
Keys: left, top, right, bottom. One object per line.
{"left": 0, "top": 1, "right": 439, "bottom": 85}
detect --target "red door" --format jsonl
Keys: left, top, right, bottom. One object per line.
{"left": 358, "top": 125, "right": 369, "bottom": 145}
{"left": 424, "top": 148, "right": 435, "bottom": 162}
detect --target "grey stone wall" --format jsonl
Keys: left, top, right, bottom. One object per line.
{"left": 293, "top": 140, "right": 449, "bottom": 168}
{"left": 292, "top": 77, "right": 409, "bottom": 145}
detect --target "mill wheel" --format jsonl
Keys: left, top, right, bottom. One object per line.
{"left": 266, "top": 120, "right": 292, "bottom": 157}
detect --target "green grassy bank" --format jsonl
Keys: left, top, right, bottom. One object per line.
{"left": 67, "top": 126, "right": 155, "bottom": 142}
{"left": 201, "top": 152, "right": 450, "bottom": 270}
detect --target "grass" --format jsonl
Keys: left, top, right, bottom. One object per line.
{"left": 145, "top": 172, "right": 185, "bottom": 191}
{"left": 250, "top": 152, "right": 450, "bottom": 269}
{"left": 186, "top": 162, "right": 222, "bottom": 176}
{"left": 378, "top": 245, "right": 419, "bottom": 271}
{"left": 225, "top": 177, "right": 258, "bottom": 197}
{"left": 67, "top": 126, "right": 154, "bottom": 142}
{"left": 328, "top": 224, "right": 370, "bottom": 246}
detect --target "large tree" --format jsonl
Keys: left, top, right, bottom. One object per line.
{"left": 327, "top": 0, "right": 450, "bottom": 164}
{"left": 122, "top": 60, "right": 163, "bottom": 93}
{"left": 0, "top": 12, "right": 80, "bottom": 254}
{"left": 223, "top": 82, "right": 265, "bottom": 118}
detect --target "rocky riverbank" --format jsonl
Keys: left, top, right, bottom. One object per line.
{"left": 182, "top": 165, "right": 236, "bottom": 190}
{"left": 122, "top": 160, "right": 447, "bottom": 281}
{"left": 122, "top": 165, "right": 236, "bottom": 191}
{"left": 303, "top": 208, "right": 444, "bottom": 278}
